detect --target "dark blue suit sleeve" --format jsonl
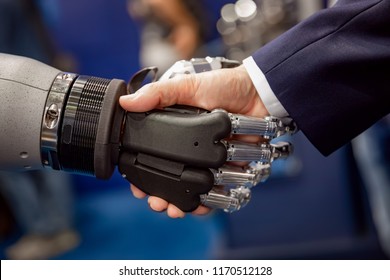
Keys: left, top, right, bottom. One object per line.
{"left": 252, "top": 0, "right": 390, "bottom": 156}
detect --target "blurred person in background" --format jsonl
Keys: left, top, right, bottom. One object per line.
{"left": 127, "top": 0, "right": 212, "bottom": 75}
{"left": 0, "top": 0, "right": 79, "bottom": 259}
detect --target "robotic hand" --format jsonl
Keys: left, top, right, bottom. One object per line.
{"left": 0, "top": 53, "right": 296, "bottom": 213}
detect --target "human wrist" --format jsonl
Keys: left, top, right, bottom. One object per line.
{"left": 234, "top": 64, "right": 270, "bottom": 117}
{"left": 242, "top": 57, "right": 288, "bottom": 118}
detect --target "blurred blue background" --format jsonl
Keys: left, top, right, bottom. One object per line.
{"left": 0, "top": 0, "right": 389, "bottom": 260}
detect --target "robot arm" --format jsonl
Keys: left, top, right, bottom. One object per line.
{"left": 0, "top": 53, "right": 296, "bottom": 213}
{"left": 0, "top": 53, "right": 126, "bottom": 179}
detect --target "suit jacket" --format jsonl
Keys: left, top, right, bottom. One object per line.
{"left": 252, "top": 0, "right": 390, "bottom": 156}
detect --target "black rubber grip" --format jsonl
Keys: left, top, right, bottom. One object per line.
{"left": 118, "top": 152, "right": 214, "bottom": 212}
{"left": 121, "top": 110, "right": 231, "bottom": 168}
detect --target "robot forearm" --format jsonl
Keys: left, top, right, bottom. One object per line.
{"left": 0, "top": 53, "right": 125, "bottom": 179}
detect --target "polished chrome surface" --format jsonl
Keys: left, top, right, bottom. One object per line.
{"left": 40, "top": 72, "right": 78, "bottom": 168}
{"left": 213, "top": 163, "right": 270, "bottom": 187}
{"left": 230, "top": 113, "right": 296, "bottom": 139}
{"left": 201, "top": 186, "right": 251, "bottom": 213}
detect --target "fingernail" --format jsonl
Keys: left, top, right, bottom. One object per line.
{"left": 119, "top": 94, "right": 136, "bottom": 102}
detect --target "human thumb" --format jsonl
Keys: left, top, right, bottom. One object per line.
{"left": 119, "top": 75, "right": 198, "bottom": 112}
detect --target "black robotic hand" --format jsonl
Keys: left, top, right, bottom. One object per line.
{"left": 118, "top": 58, "right": 296, "bottom": 212}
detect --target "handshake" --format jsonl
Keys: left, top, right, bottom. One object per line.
{"left": 1, "top": 53, "right": 295, "bottom": 218}
{"left": 119, "top": 57, "right": 297, "bottom": 216}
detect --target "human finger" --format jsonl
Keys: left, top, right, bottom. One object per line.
{"left": 148, "top": 196, "right": 169, "bottom": 212}
{"left": 167, "top": 204, "right": 185, "bottom": 218}
{"left": 192, "top": 205, "right": 212, "bottom": 215}
{"left": 130, "top": 184, "right": 147, "bottom": 199}
{"left": 119, "top": 74, "right": 199, "bottom": 112}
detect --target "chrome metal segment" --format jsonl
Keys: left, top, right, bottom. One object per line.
{"left": 198, "top": 112, "right": 294, "bottom": 212}
{"left": 229, "top": 113, "right": 297, "bottom": 139}
{"left": 201, "top": 186, "right": 251, "bottom": 213}
{"left": 41, "top": 72, "right": 78, "bottom": 169}
{"left": 224, "top": 140, "right": 292, "bottom": 163}
{"left": 202, "top": 140, "right": 292, "bottom": 212}
{"left": 212, "top": 163, "right": 271, "bottom": 187}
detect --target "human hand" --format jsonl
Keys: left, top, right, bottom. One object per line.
{"left": 119, "top": 65, "right": 269, "bottom": 218}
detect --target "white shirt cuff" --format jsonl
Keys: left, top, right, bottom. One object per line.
{"left": 242, "top": 56, "right": 289, "bottom": 118}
